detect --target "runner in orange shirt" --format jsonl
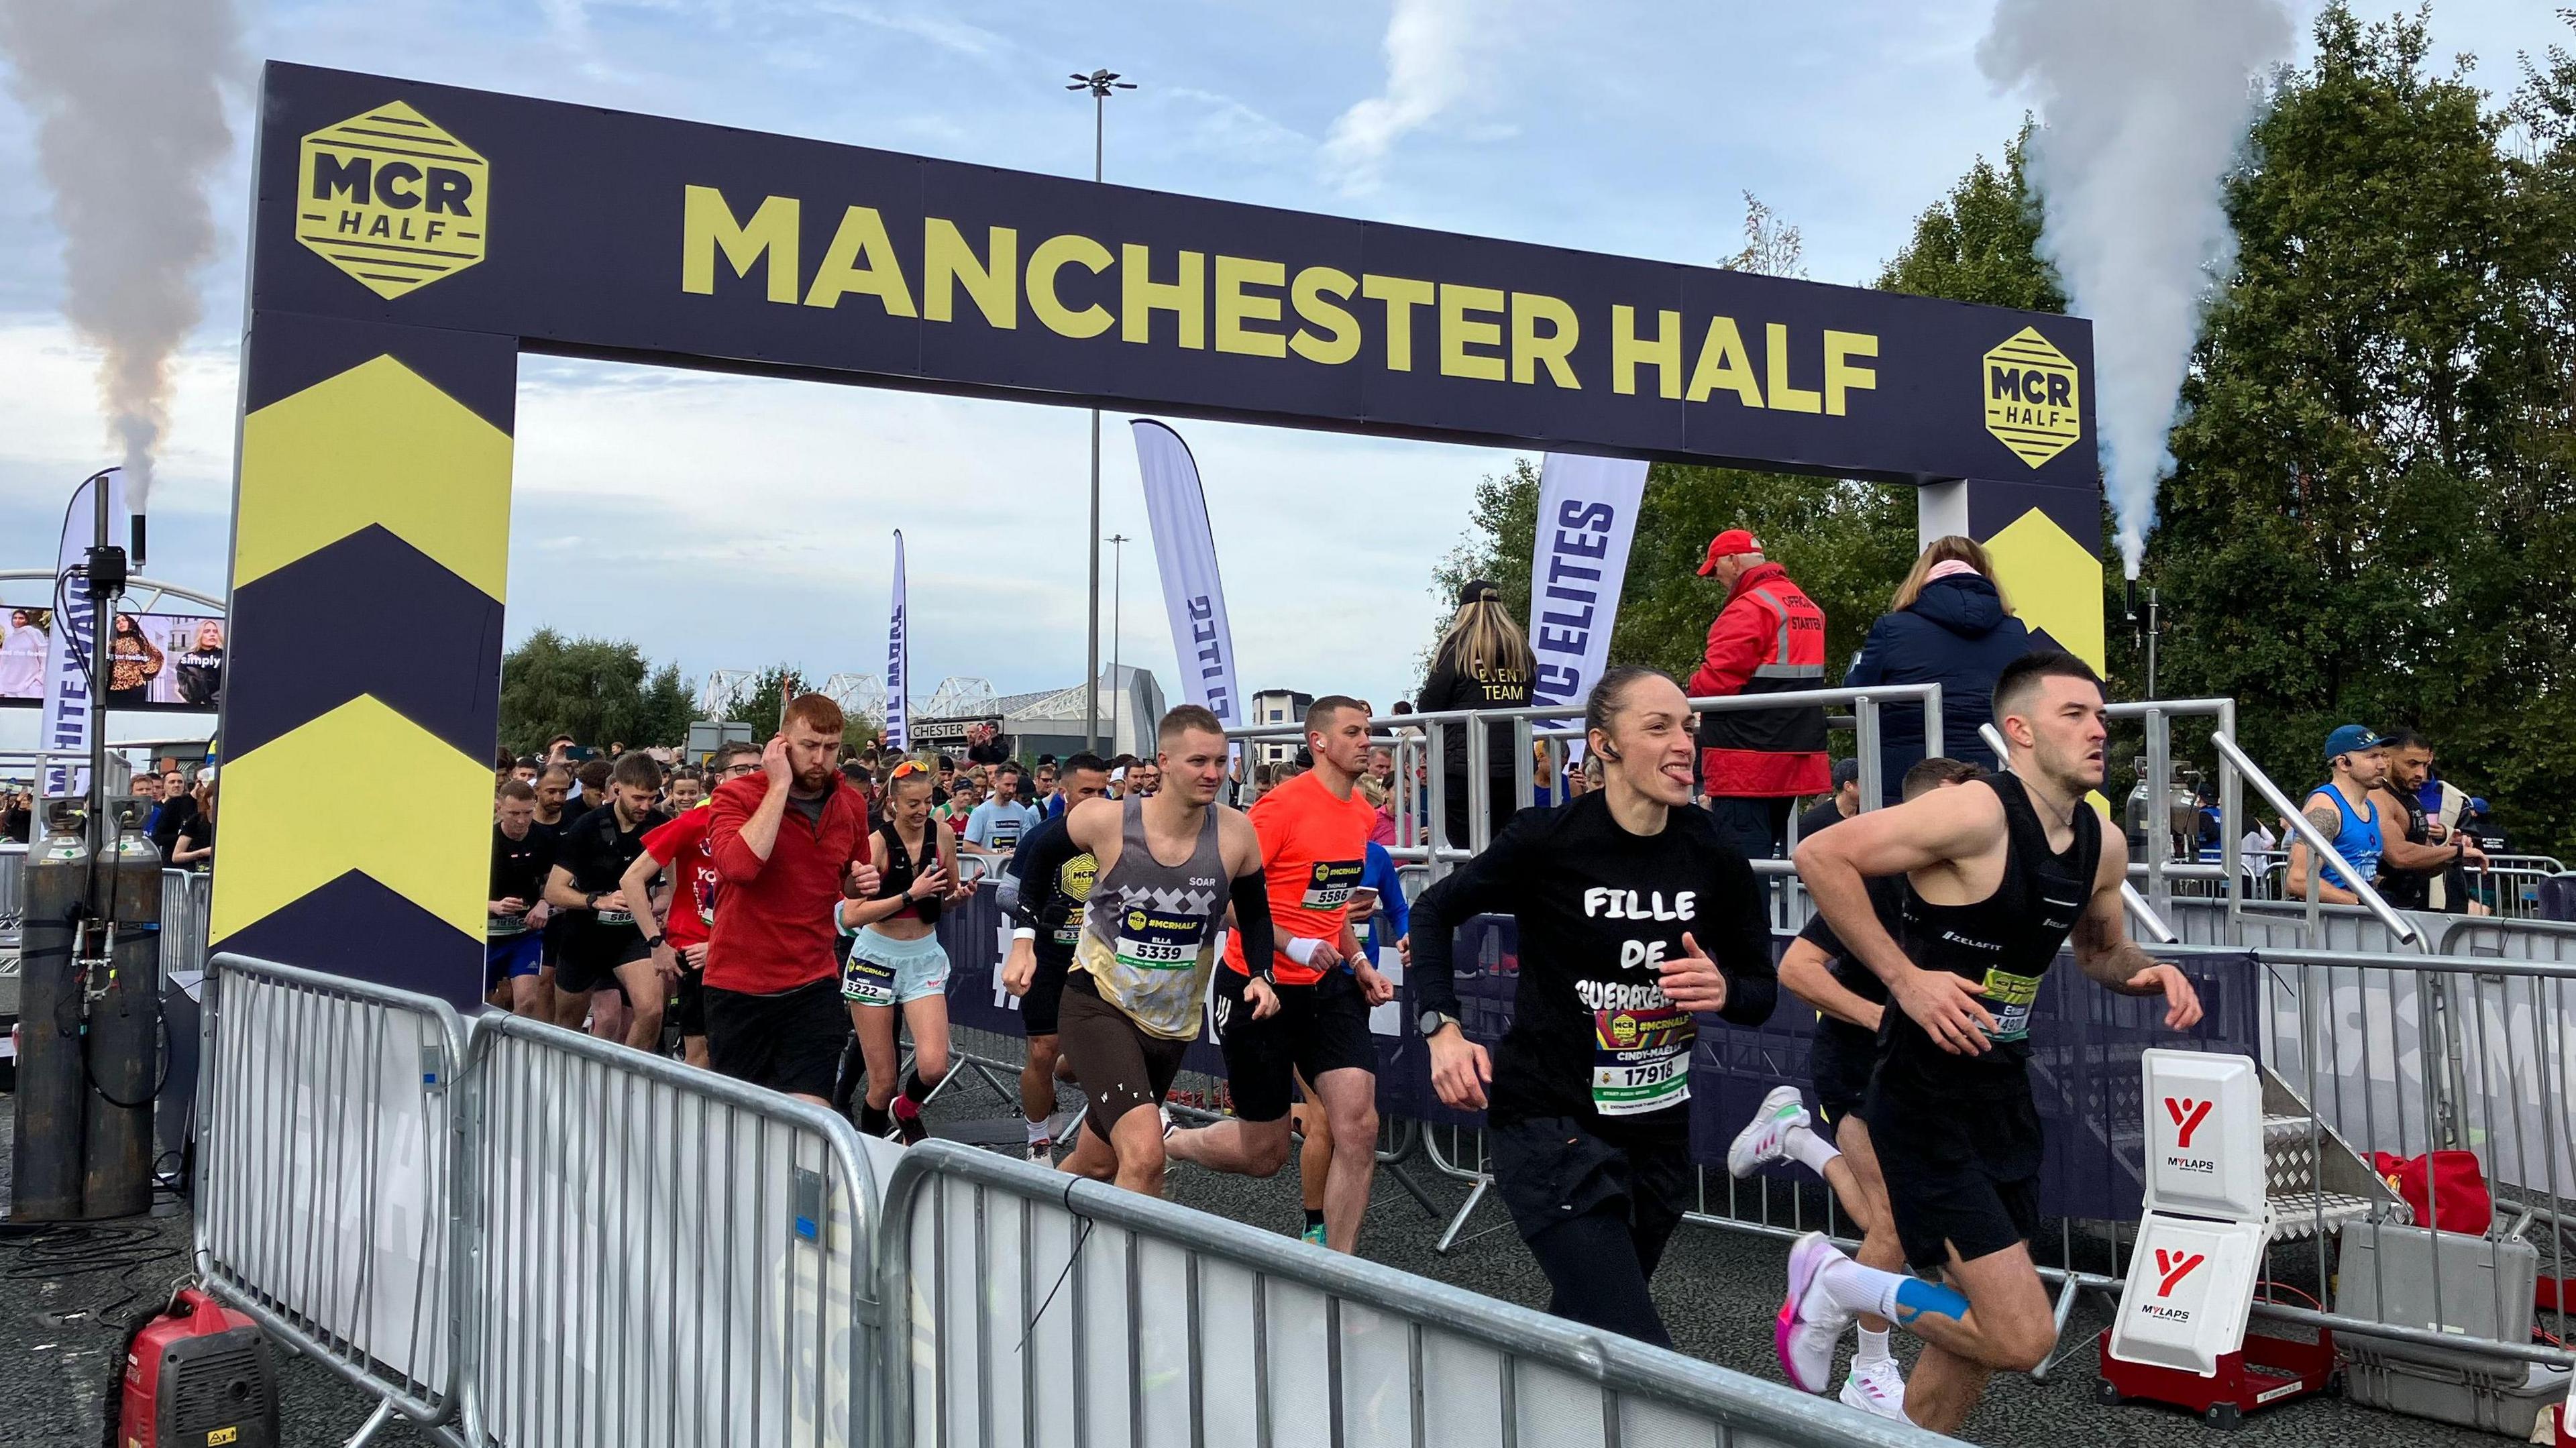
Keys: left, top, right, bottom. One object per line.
{"left": 1165, "top": 695, "right": 1396, "bottom": 1251}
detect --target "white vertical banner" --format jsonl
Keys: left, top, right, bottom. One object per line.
{"left": 884, "top": 530, "right": 909, "bottom": 753}
{"left": 1526, "top": 454, "right": 1647, "bottom": 757}
{"left": 1130, "top": 420, "right": 1240, "bottom": 730}
{"left": 42, "top": 467, "right": 126, "bottom": 799}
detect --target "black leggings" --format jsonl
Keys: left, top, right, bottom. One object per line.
{"left": 1489, "top": 1115, "right": 1688, "bottom": 1349}
{"left": 1521, "top": 1201, "right": 1680, "bottom": 1349}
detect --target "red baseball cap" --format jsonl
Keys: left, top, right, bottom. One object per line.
{"left": 1697, "top": 528, "right": 1763, "bottom": 575}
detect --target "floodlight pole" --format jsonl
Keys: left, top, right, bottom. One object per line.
{"left": 1071, "top": 67, "right": 1133, "bottom": 753}
{"left": 1108, "top": 533, "right": 1129, "bottom": 756}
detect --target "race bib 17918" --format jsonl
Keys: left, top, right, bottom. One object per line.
{"left": 1591, "top": 1005, "right": 1696, "bottom": 1116}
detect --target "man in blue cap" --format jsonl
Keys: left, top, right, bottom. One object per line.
{"left": 2286, "top": 724, "right": 2387, "bottom": 904}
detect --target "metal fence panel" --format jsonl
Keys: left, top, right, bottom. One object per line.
{"left": 195, "top": 953, "right": 470, "bottom": 1427}
{"left": 462, "top": 1012, "right": 881, "bottom": 1448}
{"left": 160, "top": 866, "right": 209, "bottom": 984}
{"left": 879, "top": 1141, "right": 1943, "bottom": 1448}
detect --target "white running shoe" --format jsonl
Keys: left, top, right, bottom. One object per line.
{"left": 1729, "top": 1084, "right": 1811, "bottom": 1179}
{"left": 1776, "top": 1231, "right": 1858, "bottom": 1394}
{"left": 1838, "top": 1357, "right": 1909, "bottom": 1421}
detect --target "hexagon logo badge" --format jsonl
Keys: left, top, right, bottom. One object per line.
{"left": 1982, "top": 327, "right": 2082, "bottom": 469}
{"left": 295, "top": 101, "right": 488, "bottom": 300}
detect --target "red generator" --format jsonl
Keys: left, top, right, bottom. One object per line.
{"left": 117, "top": 1288, "right": 278, "bottom": 1448}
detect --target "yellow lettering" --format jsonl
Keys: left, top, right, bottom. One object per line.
{"left": 1215, "top": 255, "right": 1287, "bottom": 358}
{"left": 1438, "top": 284, "right": 1507, "bottom": 381}
{"left": 802, "top": 205, "right": 917, "bottom": 315}
{"left": 923, "top": 218, "right": 1016, "bottom": 328}
{"left": 1289, "top": 266, "right": 1361, "bottom": 365}
{"left": 1766, "top": 322, "right": 1822, "bottom": 414}
{"left": 1361, "top": 274, "right": 1436, "bottom": 372}
{"left": 1027, "top": 233, "right": 1114, "bottom": 339}
{"left": 1121, "top": 244, "right": 1205, "bottom": 348}
{"left": 1510, "top": 292, "right": 1580, "bottom": 388}
{"left": 680, "top": 185, "right": 799, "bottom": 304}
{"left": 1685, "top": 316, "right": 1763, "bottom": 407}
{"left": 1823, "top": 329, "right": 1878, "bottom": 416}
{"left": 1612, "top": 305, "right": 1682, "bottom": 398}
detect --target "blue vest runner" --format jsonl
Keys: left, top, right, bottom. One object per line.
{"left": 2309, "top": 784, "right": 2381, "bottom": 894}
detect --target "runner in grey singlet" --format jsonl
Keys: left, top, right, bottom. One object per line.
{"left": 1071, "top": 794, "right": 1228, "bottom": 1039}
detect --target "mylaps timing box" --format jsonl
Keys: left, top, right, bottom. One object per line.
{"left": 251, "top": 62, "right": 2096, "bottom": 488}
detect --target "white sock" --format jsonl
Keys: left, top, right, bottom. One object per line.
{"left": 1819, "top": 1256, "right": 1909, "bottom": 1323}
{"left": 1027, "top": 1115, "right": 1051, "bottom": 1142}
{"left": 1856, "top": 1327, "right": 1892, "bottom": 1365}
{"left": 1784, "top": 1124, "right": 1841, "bottom": 1176}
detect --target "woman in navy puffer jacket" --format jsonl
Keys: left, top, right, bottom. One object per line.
{"left": 1843, "top": 537, "right": 2035, "bottom": 804}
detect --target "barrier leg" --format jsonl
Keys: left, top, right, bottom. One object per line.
{"left": 2029, "top": 1272, "right": 2086, "bottom": 1383}
{"left": 1434, "top": 1173, "right": 1511, "bottom": 1256}
{"left": 341, "top": 1398, "right": 398, "bottom": 1448}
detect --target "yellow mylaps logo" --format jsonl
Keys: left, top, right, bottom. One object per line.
{"left": 297, "top": 101, "right": 488, "bottom": 300}
{"left": 1982, "top": 327, "right": 2081, "bottom": 468}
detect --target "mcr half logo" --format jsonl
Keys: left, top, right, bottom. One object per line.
{"left": 296, "top": 101, "right": 490, "bottom": 300}
{"left": 2153, "top": 1248, "right": 2206, "bottom": 1297}
{"left": 1981, "top": 326, "right": 2083, "bottom": 469}
{"left": 2164, "top": 1096, "right": 2214, "bottom": 1149}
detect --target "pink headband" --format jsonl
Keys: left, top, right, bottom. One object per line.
{"left": 1926, "top": 559, "right": 1980, "bottom": 583}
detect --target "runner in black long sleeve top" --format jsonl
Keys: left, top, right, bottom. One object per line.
{"left": 1411, "top": 667, "right": 1776, "bottom": 1348}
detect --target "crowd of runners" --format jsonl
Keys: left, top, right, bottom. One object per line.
{"left": 480, "top": 641, "right": 2215, "bottom": 1433}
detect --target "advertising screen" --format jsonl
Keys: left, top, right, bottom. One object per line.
{"left": 0, "top": 604, "right": 227, "bottom": 712}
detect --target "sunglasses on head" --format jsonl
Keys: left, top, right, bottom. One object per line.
{"left": 890, "top": 759, "right": 930, "bottom": 779}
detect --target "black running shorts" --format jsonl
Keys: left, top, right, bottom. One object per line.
{"left": 1806, "top": 1017, "right": 1876, "bottom": 1125}
{"left": 1865, "top": 1085, "right": 2043, "bottom": 1272}
{"left": 671, "top": 962, "right": 707, "bottom": 1037}
{"left": 1059, "top": 972, "right": 1190, "bottom": 1143}
{"left": 1021, "top": 949, "right": 1071, "bottom": 1037}
{"left": 704, "top": 976, "right": 851, "bottom": 1099}
{"left": 1212, "top": 966, "right": 1377, "bottom": 1123}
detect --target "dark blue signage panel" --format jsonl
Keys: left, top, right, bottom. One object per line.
{"left": 254, "top": 62, "right": 2097, "bottom": 487}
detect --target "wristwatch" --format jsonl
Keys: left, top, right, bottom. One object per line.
{"left": 1417, "top": 1009, "right": 1460, "bottom": 1040}
{"left": 584, "top": 891, "right": 602, "bottom": 910}
{"left": 642, "top": 932, "right": 664, "bottom": 950}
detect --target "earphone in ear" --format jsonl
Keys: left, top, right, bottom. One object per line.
{"left": 1595, "top": 740, "right": 1623, "bottom": 763}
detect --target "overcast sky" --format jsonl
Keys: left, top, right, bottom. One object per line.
{"left": 0, "top": 0, "right": 2557, "bottom": 749}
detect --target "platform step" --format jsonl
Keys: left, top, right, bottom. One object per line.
{"left": 2265, "top": 1189, "right": 2375, "bottom": 1240}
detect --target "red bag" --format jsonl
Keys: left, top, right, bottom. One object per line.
{"left": 2371, "top": 1150, "right": 2492, "bottom": 1235}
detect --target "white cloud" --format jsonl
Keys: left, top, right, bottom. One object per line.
{"left": 1322, "top": 0, "right": 1485, "bottom": 194}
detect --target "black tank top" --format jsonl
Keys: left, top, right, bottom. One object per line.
{"left": 1879, "top": 773, "right": 2100, "bottom": 1099}
{"left": 875, "top": 824, "right": 943, "bottom": 925}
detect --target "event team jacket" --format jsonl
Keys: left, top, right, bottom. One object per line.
{"left": 1686, "top": 561, "right": 1829, "bottom": 797}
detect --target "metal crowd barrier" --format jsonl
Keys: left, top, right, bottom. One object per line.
{"left": 0, "top": 842, "right": 23, "bottom": 940}
{"left": 161, "top": 865, "right": 211, "bottom": 984}
{"left": 460, "top": 1011, "right": 883, "bottom": 1448}
{"left": 194, "top": 954, "right": 473, "bottom": 1437}
{"left": 877, "top": 1140, "right": 1941, "bottom": 1448}
{"left": 195, "top": 949, "right": 1935, "bottom": 1448}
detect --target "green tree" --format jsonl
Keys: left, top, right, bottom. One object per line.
{"left": 1874, "top": 123, "right": 2065, "bottom": 314}
{"left": 498, "top": 629, "right": 698, "bottom": 754}
{"left": 2141, "top": 6, "right": 2576, "bottom": 851}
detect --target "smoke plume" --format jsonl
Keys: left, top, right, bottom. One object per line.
{"left": 0, "top": 0, "right": 246, "bottom": 512}
{"left": 1979, "top": 0, "right": 2292, "bottom": 578}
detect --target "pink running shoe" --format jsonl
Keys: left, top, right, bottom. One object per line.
{"left": 1776, "top": 1231, "right": 1856, "bottom": 1394}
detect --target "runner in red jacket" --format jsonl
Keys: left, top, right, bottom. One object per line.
{"left": 1689, "top": 528, "right": 1829, "bottom": 860}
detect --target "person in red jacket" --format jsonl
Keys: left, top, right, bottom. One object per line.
{"left": 704, "top": 693, "right": 881, "bottom": 1104}
{"left": 1688, "top": 528, "right": 1830, "bottom": 862}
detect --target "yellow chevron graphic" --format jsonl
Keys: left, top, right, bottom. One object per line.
{"left": 233, "top": 354, "right": 513, "bottom": 600}
{"left": 209, "top": 695, "right": 492, "bottom": 942}
{"left": 1984, "top": 505, "right": 2104, "bottom": 672}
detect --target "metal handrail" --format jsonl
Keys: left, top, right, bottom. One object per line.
{"left": 2211, "top": 731, "right": 2421, "bottom": 948}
